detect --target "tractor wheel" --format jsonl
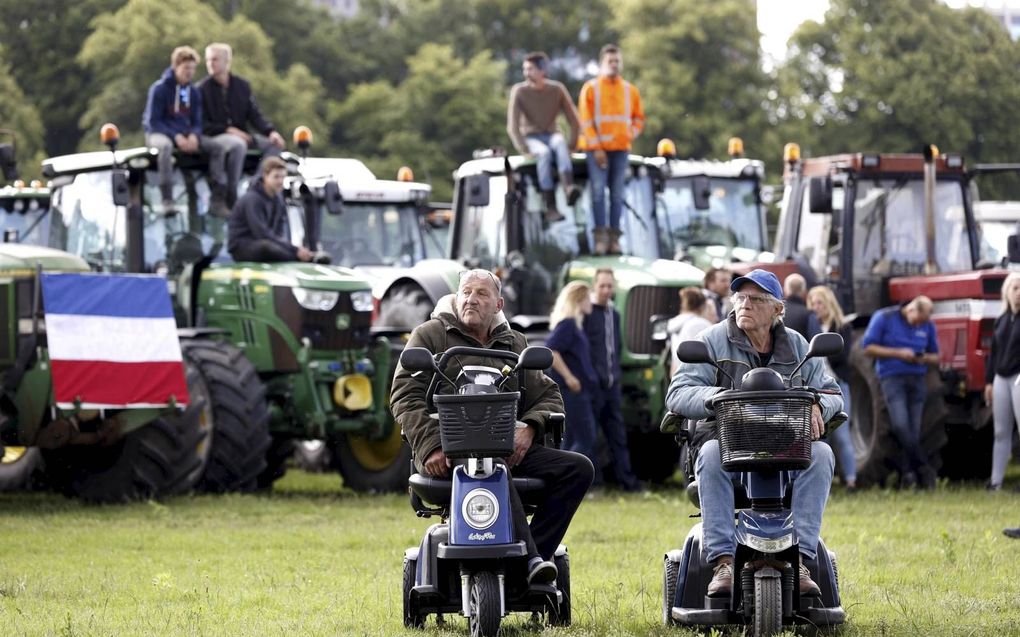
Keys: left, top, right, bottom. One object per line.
{"left": 256, "top": 435, "right": 295, "bottom": 490}
{"left": 549, "top": 552, "right": 571, "bottom": 626}
{"left": 182, "top": 340, "right": 271, "bottom": 493}
{"left": 41, "top": 413, "right": 205, "bottom": 503}
{"left": 0, "top": 446, "right": 44, "bottom": 491}
{"left": 377, "top": 284, "right": 432, "bottom": 331}
{"left": 332, "top": 426, "right": 411, "bottom": 492}
{"left": 662, "top": 557, "right": 679, "bottom": 626}
{"left": 468, "top": 571, "right": 501, "bottom": 637}
{"left": 848, "top": 342, "right": 949, "bottom": 486}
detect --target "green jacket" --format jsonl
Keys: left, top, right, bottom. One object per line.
{"left": 390, "top": 295, "right": 564, "bottom": 472}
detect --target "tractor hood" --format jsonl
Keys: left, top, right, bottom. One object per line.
{"left": 0, "top": 244, "right": 90, "bottom": 273}
{"left": 202, "top": 261, "right": 372, "bottom": 291}
{"left": 567, "top": 256, "right": 704, "bottom": 288}
{"left": 354, "top": 258, "right": 462, "bottom": 299}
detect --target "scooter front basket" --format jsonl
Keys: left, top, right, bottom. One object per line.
{"left": 713, "top": 390, "right": 814, "bottom": 472}
{"left": 435, "top": 391, "right": 519, "bottom": 458}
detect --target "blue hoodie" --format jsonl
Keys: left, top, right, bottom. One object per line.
{"left": 142, "top": 67, "right": 202, "bottom": 138}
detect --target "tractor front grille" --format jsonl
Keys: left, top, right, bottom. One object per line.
{"left": 273, "top": 287, "right": 372, "bottom": 353}
{"left": 624, "top": 285, "right": 681, "bottom": 354}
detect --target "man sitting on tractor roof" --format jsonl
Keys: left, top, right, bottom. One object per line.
{"left": 227, "top": 155, "right": 312, "bottom": 263}
{"left": 390, "top": 269, "right": 595, "bottom": 585}
{"left": 666, "top": 269, "right": 843, "bottom": 599}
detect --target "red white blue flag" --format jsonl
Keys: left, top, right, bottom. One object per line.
{"left": 41, "top": 273, "right": 189, "bottom": 409}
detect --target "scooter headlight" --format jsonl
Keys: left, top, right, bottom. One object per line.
{"left": 744, "top": 532, "right": 794, "bottom": 554}
{"left": 462, "top": 488, "right": 499, "bottom": 530}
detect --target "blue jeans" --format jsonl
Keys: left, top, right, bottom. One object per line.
{"left": 592, "top": 383, "right": 640, "bottom": 490}
{"left": 586, "top": 150, "right": 629, "bottom": 229}
{"left": 560, "top": 387, "right": 598, "bottom": 467}
{"left": 879, "top": 374, "right": 928, "bottom": 476}
{"left": 695, "top": 439, "right": 834, "bottom": 563}
{"left": 525, "top": 133, "right": 572, "bottom": 192}
{"left": 825, "top": 380, "right": 857, "bottom": 483}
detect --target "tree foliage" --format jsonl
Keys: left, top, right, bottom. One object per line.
{"left": 0, "top": 46, "right": 46, "bottom": 180}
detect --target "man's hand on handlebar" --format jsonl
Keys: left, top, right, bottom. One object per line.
{"left": 507, "top": 422, "right": 535, "bottom": 468}
{"left": 810, "top": 404, "right": 823, "bottom": 441}
{"left": 424, "top": 448, "right": 451, "bottom": 477}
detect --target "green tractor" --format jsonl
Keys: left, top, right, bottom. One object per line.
{"left": 39, "top": 127, "right": 409, "bottom": 492}
{"left": 450, "top": 152, "right": 705, "bottom": 482}
{"left": 0, "top": 244, "right": 211, "bottom": 501}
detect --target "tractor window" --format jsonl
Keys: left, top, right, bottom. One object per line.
{"left": 852, "top": 178, "right": 969, "bottom": 277}
{"left": 50, "top": 171, "right": 126, "bottom": 270}
{"left": 795, "top": 189, "right": 832, "bottom": 278}
{"left": 0, "top": 197, "right": 50, "bottom": 246}
{"left": 144, "top": 170, "right": 226, "bottom": 271}
{"left": 657, "top": 177, "right": 765, "bottom": 256}
{"left": 318, "top": 202, "right": 425, "bottom": 268}
{"left": 455, "top": 174, "right": 508, "bottom": 271}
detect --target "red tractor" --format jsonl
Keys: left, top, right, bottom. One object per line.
{"left": 761, "top": 143, "right": 1019, "bottom": 485}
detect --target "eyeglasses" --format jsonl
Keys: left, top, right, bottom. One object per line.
{"left": 459, "top": 269, "right": 501, "bottom": 294}
{"left": 732, "top": 292, "right": 773, "bottom": 306}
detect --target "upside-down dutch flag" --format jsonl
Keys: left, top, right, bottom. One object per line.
{"left": 41, "top": 273, "right": 189, "bottom": 409}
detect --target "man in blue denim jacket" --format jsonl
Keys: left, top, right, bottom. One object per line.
{"left": 666, "top": 269, "right": 843, "bottom": 598}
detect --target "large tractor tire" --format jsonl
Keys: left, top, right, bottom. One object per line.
{"left": 939, "top": 412, "right": 994, "bottom": 481}
{"left": 41, "top": 413, "right": 206, "bottom": 504}
{"left": 0, "top": 446, "right": 45, "bottom": 491}
{"left": 377, "top": 284, "right": 432, "bottom": 331}
{"left": 848, "top": 343, "right": 949, "bottom": 486}
{"left": 332, "top": 427, "right": 412, "bottom": 492}
{"left": 181, "top": 340, "right": 272, "bottom": 493}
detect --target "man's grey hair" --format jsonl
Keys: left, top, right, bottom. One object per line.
{"left": 770, "top": 294, "right": 787, "bottom": 326}
{"left": 458, "top": 269, "right": 502, "bottom": 295}
{"left": 206, "top": 42, "right": 232, "bottom": 60}
{"left": 784, "top": 273, "right": 807, "bottom": 298}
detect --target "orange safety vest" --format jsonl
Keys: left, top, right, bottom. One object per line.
{"left": 578, "top": 76, "right": 645, "bottom": 152}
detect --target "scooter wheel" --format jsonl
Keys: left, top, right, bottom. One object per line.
{"left": 468, "top": 571, "right": 501, "bottom": 637}
{"left": 402, "top": 558, "right": 425, "bottom": 629}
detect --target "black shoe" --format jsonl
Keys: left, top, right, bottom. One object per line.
{"left": 209, "top": 185, "right": 230, "bottom": 219}
{"left": 311, "top": 251, "right": 332, "bottom": 265}
{"left": 1004, "top": 528, "right": 1020, "bottom": 539}
{"left": 566, "top": 184, "right": 582, "bottom": 206}
{"left": 899, "top": 472, "right": 917, "bottom": 490}
{"left": 527, "top": 559, "right": 557, "bottom": 585}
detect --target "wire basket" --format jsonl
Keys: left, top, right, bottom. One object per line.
{"left": 434, "top": 391, "right": 519, "bottom": 458}
{"left": 713, "top": 390, "right": 814, "bottom": 472}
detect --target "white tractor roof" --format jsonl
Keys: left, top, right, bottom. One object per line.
{"left": 296, "top": 157, "right": 431, "bottom": 202}
{"left": 646, "top": 156, "right": 764, "bottom": 180}
{"left": 974, "top": 201, "right": 1020, "bottom": 222}
{"left": 455, "top": 153, "right": 644, "bottom": 179}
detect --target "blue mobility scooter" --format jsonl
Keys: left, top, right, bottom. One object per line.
{"left": 663, "top": 333, "right": 847, "bottom": 637}
{"left": 399, "top": 345, "right": 570, "bottom": 636}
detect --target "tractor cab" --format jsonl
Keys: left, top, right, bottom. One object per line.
{"left": 0, "top": 180, "right": 51, "bottom": 246}
{"left": 645, "top": 137, "right": 771, "bottom": 270}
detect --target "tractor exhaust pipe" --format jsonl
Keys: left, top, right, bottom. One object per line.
{"left": 923, "top": 144, "right": 938, "bottom": 274}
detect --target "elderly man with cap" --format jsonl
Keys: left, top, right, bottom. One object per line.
{"left": 666, "top": 268, "right": 843, "bottom": 599}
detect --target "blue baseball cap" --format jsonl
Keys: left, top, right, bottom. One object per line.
{"left": 730, "top": 269, "right": 783, "bottom": 300}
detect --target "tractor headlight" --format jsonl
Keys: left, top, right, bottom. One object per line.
{"left": 350, "top": 290, "right": 374, "bottom": 312}
{"left": 744, "top": 533, "right": 794, "bottom": 554}
{"left": 292, "top": 288, "right": 339, "bottom": 312}
{"left": 462, "top": 489, "right": 499, "bottom": 530}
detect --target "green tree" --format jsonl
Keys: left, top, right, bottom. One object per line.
{"left": 77, "top": 0, "right": 327, "bottom": 151}
{"left": 611, "top": 0, "right": 770, "bottom": 160}
{"left": 0, "top": 45, "right": 46, "bottom": 180}
{"left": 778, "top": 0, "right": 1020, "bottom": 166}
{"left": 0, "top": 0, "right": 126, "bottom": 156}
{"left": 334, "top": 44, "right": 507, "bottom": 200}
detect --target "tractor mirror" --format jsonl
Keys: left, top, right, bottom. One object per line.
{"left": 808, "top": 176, "right": 832, "bottom": 213}
{"left": 1008, "top": 232, "right": 1020, "bottom": 264}
{"left": 677, "top": 340, "right": 712, "bottom": 364}
{"left": 111, "top": 169, "right": 130, "bottom": 206}
{"left": 465, "top": 174, "right": 490, "bottom": 207}
{"left": 323, "top": 180, "right": 344, "bottom": 215}
{"left": 692, "top": 175, "right": 711, "bottom": 210}
{"left": 400, "top": 347, "right": 436, "bottom": 372}
{"left": 517, "top": 346, "right": 552, "bottom": 371}
{"left": 806, "top": 332, "right": 844, "bottom": 358}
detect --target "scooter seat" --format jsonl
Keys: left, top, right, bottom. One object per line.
{"left": 409, "top": 472, "right": 546, "bottom": 508}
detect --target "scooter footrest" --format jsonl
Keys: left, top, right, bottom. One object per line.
{"left": 798, "top": 606, "right": 846, "bottom": 626}
{"left": 436, "top": 541, "right": 528, "bottom": 560}
{"left": 704, "top": 596, "right": 730, "bottom": 610}
{"left": 672, "top": 608, "right": 733, "bottom": 625}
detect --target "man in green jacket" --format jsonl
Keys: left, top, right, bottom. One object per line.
{"left": 391, "top": 269, "right": 594, "bottom": 585}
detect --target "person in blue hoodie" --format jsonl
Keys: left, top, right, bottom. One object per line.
{"left": 142, "top": 46, "right": 228, "bottom": 217}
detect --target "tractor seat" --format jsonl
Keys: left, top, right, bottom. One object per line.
{"left": 686, "top": 478, "right": 794, "bottom": 510}
{"left": 409, "top": 472, "right": 547, "bottom": 510}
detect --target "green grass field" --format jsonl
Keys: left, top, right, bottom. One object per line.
{"left": 2, "top": 471, "right": 1018, "bottom": 636}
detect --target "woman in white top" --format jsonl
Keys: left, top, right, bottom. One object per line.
{"left": 668, "top": 287, "right": 716, "bottom": 377}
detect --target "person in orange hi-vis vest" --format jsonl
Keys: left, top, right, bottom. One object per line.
{"left": 577, "top": 44, "right": 644, "bottom": 256}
